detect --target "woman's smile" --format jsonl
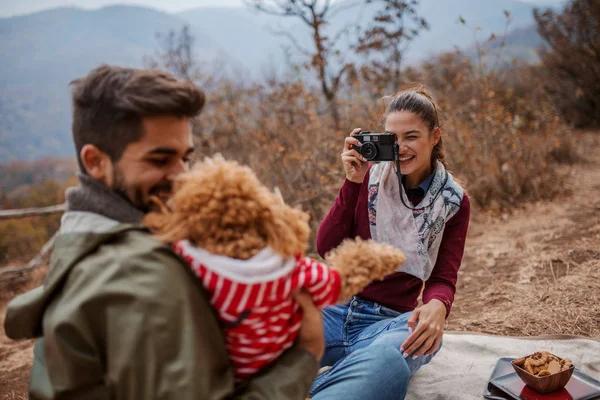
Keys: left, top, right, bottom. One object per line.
{"left": 399, "top": 155, "right": 415, "bottom": 166}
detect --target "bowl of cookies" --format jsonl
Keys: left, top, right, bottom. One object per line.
{"left": 512, "top": 351, "right": 574, "bottom": 394}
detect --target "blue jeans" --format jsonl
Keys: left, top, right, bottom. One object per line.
{"left": 309, "top": 297, "right": 441, "bottom": 400}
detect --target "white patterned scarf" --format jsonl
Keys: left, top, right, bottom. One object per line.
{"left": 368, "top": 160, "right": 464, "bottom": 281}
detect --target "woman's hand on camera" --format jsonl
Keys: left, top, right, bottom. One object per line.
{"left": 342, "top": 128, "right": 369, "bottom": 184}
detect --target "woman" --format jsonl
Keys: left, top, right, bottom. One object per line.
{"left": 309, "top": 87, "right": 470, "bottom": 400}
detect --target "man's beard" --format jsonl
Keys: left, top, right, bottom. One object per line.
{"left": 111, "top": 167, "right": 172, "bottom": 214}
{"left": 111, "top": 167, "right": 146, "bottom": 212}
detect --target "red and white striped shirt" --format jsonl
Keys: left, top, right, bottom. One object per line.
{"left": 173, "top": 240, "right": 341, "bottom": 381}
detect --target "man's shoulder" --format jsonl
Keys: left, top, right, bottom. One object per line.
{"left": 112, "top": 225, "right": 174, "bottom": 256}
{"left": 58, "top": 223, "right": 173, "bottom": 261}
{"left": 64, "top": 227, "right": 196, "bottom": 296}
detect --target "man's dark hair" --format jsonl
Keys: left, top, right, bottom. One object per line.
{"left": 70, "top": 65, "right": 206, "bottom": 172}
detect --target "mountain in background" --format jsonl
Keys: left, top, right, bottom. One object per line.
{"left": 0, "top": 5, "right": 223, "bottom": 162}
{"left": 485, "top": 24, "right": 544, "bottom": 63}
{"left": 0, "top": 0, "right": 556, "bottom": 162}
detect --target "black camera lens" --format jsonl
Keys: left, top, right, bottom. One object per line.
{"left": 360, "top": 142, "right": 378, "bottom": 161}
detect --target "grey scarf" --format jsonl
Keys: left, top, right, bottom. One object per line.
{"left": 368, "top": 161, "right": 464, "bottom": 281}
{"left": 65, "top": 173, "right": 145, "bottom": 224}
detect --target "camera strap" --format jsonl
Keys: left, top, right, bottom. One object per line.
{"left": 393, "top": 143, "right": 449, "bottom": 211}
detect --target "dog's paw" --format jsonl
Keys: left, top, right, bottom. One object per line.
{"left": 326, "top": 238, "right": 405, "bottom": 301}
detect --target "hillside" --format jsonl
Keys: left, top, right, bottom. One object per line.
{"left": 458, "top": 24, "right": 544, "bottom": 66}
{"left": 0, "top": 0, "right": 553, "bottom": 162}
{"left": 0, "top": 5, "right": 223, "bottom": 162}
{"left": 0, "top": 158, "right": 77, "bottom": 197}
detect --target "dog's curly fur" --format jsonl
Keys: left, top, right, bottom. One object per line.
{"left": 145, "top": 155, "right": 406, "bottom": 300}
{"left": 325, "top": 238, "right": 406, "bottom": 302}
{"left": 144, "top": 156, "right": 310, "bottom": 260}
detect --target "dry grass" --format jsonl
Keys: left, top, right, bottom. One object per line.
{"left": 447, "top": 132, "right": 600, "bottom": 338}
{"left": 1, "top": 393, "right": 27, "bottom": 400}
{"left": 450, "top": 258, "right": 600, "bottom": 338}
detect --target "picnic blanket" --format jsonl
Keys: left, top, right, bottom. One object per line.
{"left": 406, "top": 332, "right": 600, "bottom": 400}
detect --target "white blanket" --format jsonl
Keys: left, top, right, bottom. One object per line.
{"left": 406, "top": 332, "right": 600, "bottom": 400}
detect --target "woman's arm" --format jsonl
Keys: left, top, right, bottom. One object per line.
{"left": 316, "top": 179, "right": 363, "bottom": 257}
{"left": 422, "top": 194, "right": 471, "bottom": 317}
{"left": 317, "top": 130, "right": 370, "bottom": 257}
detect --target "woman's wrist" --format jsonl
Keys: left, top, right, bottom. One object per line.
{"left": 426, "top": 299, "right": 447, "bottom": 316}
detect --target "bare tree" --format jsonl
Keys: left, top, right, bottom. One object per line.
{"left": 144, "top": 25, "right": 203, "bottom": 83}
{"left": 456, "top": 11, "right": 512, "bottom": 158}
{"left": 247, "top": 0, "right": 359, "bottom": 131}
{"left": 355, "top": 0, "right": 428, "bottom": 93}
{"left": 534, "top": 0, "right": 600, "bottom": 128}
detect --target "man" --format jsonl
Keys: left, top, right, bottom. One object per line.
{"left": 4, "top": 65, "right": 322, "bottom": 399}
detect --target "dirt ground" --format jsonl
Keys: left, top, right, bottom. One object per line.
{"left": 0, "top": 267, "right": 46, "bottom": 400}
{"left": 446, "top": 134, "right": 600, "bottom": 337}
{"left": 1, "top": 136, "right": 599, "bottom": 398}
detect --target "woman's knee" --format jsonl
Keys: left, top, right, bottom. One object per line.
{"left": 310, "top": 343, "right": 410, "bottom": 400}
{"left": 368, "top": 343, "right": 410, "bottom": 369}
{"left": 365, "top": 343, "right": 410, "bottom": 385}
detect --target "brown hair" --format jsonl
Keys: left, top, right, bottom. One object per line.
{"left": 383, "top": 86, "right": 447, "bottom": 168}
{"left": 70, "top": 65, "right": 206, "bottom": 172}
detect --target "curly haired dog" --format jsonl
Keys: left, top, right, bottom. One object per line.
{"left": 144, "top": 156, "right": 405, "bottom": 381}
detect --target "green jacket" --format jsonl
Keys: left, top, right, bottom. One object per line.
{"left": 4, "top": 212, "right": 318, "bottom": 399}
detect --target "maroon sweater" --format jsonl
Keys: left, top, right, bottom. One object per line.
{"left": 316, "top": 169, "right": 470, "bottom": 317}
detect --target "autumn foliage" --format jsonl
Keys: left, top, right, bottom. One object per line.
{"left": 194, "top": 50, "right": 578, "bottom": 230}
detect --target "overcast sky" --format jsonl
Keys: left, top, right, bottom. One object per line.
{"left": 0, "top": 0, "right": 245, "bottom": 17}
{"left": 0, "top": 0, "right": 565, "bottom": 18}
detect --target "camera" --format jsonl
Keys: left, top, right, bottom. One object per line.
{"left": 351, "top": 131, "right": 398, "bottom": 162}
